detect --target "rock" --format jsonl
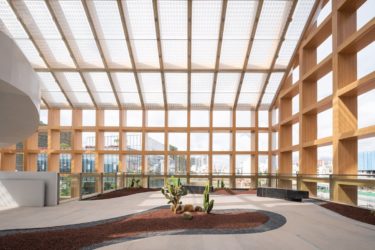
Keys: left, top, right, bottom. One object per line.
{"left": 183, "top": 204, "right": 195, "bottom": 212}
{"left": 194, "top": 206, "right": 203, "bottom": 212}
{"left": 182, "top": 211, "right": 193, "bottom": 220}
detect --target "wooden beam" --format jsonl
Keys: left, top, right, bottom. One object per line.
{"left": 33, "top": 68, "right": 285, "bottom": 73}
{"left": 256, "top": 0, "right": 298, "bottom": 110}
{"left": 116, "top": 0, "right": 145, "bottom": 110}
{"left": 44, "top": 0, "right": 97, "bottom": 109}
{"left": 209, "top": 0, "right": 228, "bottom": 111}
{"left": 81, "top": 0, "right": 122, "bottom": 109}
{"left": 233, "top": 0, "right": 264, "bottom": 110}
{"left": 7, "top": 0, "right": 73, "bottom": 109}
{"left": 152, "top": 0, "right": 168, "bottom": 110}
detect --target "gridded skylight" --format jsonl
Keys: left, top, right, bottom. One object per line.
{"left": 0, "top": 0, "right": 314, "bottom": 109}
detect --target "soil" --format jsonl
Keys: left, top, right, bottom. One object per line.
{"left": 320, "top": 202, "right": 375, "bottom": 225}
{"left": 85, "top": 188, "right": 158, "bottom": 200}
{"left": 212, "top": 189, "right": 257, "bottom": 195}
{"left": 0, "top": 209, "right": 269, "bottom": 250}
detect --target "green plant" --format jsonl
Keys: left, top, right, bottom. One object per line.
{"left": 161, "top": 177, "right": 187, "bottom": 214}
{"left": 129, "top": 177, "right": 135, "bottom": 188}
{"left": 203, "top": 184, "right": 214, "bottom": 214}
{"left": 135, "top": 179, "right": 141, "bottom": 188}
{"left": 217, "top": 180, "right": 220, "bottom": 188}
{"left": 220, "top": 178, "right": 225, "bottom": 189}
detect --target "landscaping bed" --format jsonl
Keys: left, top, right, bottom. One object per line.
{"left": 85, "top": 188, "right": 158, "bottom": 200}
{"left": 0, "top": 208, "right": 270, "bottom": 250}
{"left": 320, "top": 202, "right": 375, "bottom": 225}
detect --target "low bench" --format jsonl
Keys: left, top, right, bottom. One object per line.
{"left": 183, "top": 185, "right": 213, "bottom": 194}
{"left": 257, "top": 187, "right": 309, "bottom": 202}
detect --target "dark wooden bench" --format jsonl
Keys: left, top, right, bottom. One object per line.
{"left": 183, "top": 185, "right": 213, "bottom": 194}
{"left": 257, "top": 187, "right": 309, "bottom": 202}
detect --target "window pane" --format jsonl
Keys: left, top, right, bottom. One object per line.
{"left": 37, "top": 153, "right": 48, "bottom": 172}
{"left": 125, "top": 155, "right": 142, "bottom": 174}
{"left": 191, "top": 110, "right": 209, "bottom": 127}
{"left": 104, "top": 154, "right": 119, "bottom": 173}
{"left": 190, "top": 155, "right": 209, "bottom": 175}
{"left": 317, "top": 72, "right": 333, "bottom": 101}
{"left": 40, "top": 110, "right": 48, "bottom": 125}
{"left": 212, "top": 155, "right": 230, "bottom": 175}
{"left": 272, "top": 108, "right": 279, "bottom": 126}
{"left": 82, "top": 154, "right": 95, "bottom": 172}
{"left": 168, "top": 110, "right": 187, "bottom": 127}
{"left": 317, "top": 108, "right": 332, "bottom": 139}
{"left": 125, "top": 132, "right": 142, "bottom": 151}
{"left": 190, "top": 133, "right": 209, "bottom": 151}
{"left": 236, "top": 155, "right": 251, "bottom": 175}
{"left": 168, "top": 155, "right": 187, "bottom": 175}
{"left": 236, "top": 132, "right": 252, "bottom": 151}
{"left": 358, "top": 89, "right": 375, "bottom": 128}
{"left": 317, "top": 0, "right": 331, "bottom": 26}
{"left": 104, "top": 110, "right": 119, "bottom": 126}
{"left": 358, "top": 137, "right": 375, "bottom": 173}
{"left": 258, "top": 133, "right": 268, "bottom": 151}
{"left": 258, "top": 110, "right": 269, "bottom": 127}
{"left": 357, "top": 42, "right": 375, "bottom": 79}
{"left": 272, "top": 132, "right": 278, "bottom": 150}
{"left": 258, "top": 155, "right": 268, "bottom": 173}
{"left": 168, "top": 133, "right": 187, "bottom": 151}
{"left": 292, "top": 151, "right": 299, "bottom": 174}
{"left": 104, "top": 132, "right": 119, "bottom": 150}
{"left": 146, "top": 155, "right": 164, "bottom": 175}
{"left": 213, "top": 111, "right": 231, "bottom": 127}
{"left": 60, "top": 110, "right": 72, "bottom": 126}
{"left": 82, "top": 110, "right": 96, "bottom": 126}
{"left": 357, "top": 0, "right": 375, "bottom": 30}
{"left": 236, "top": 110, "right": 253, "bottom": 127}
{"left": 292, "top": 123, "right": 299, "bottom": 146}
{"left": 292, "top": 66, "right": 299, "bottom": 84}
{"left": 317, "top": 35, "right": 332, "bottom": 63}
{"left": 292, "top": 95, "right": 299, "bottom": 115}
{"left": 82, "top": 132, "right": 96, "bottom": 149}
{"left": 126, "top": 110, "right": 143, "bottom": 127}
{"left": 16, "top": 153, "right": 24, "bottom": 171}
{"left": 59, "top": 154, "right": 71, "bottom": 173}
{"left": 146, "top": 133, "right": 165, "bottom": 151}
{"left": 212, "top": 132, "right": 231, "bottom": 151}
{"left": 147, "top": 110, "right": 165, "bottom": 127}
{"left": 60, "top": 131, "right": 72, "bottom": 150}
{"left": 38, "top": 132, "right": 48, "bottom": 150}
{"left": 318, "top": 145, "right": 333, "bottom": 174}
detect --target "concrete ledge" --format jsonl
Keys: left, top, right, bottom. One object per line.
{"left": 0, "top": 180, "right": 45, "bottom": 207}
{"left": 257, "top": 187, "right": 309, "bottom": 201}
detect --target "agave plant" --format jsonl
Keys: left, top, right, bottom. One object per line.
{"left": 161, "top": 177, "right": 187, "bottom": 214}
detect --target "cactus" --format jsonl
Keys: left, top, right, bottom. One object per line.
{"left": 130, "top": 177, "right": 135, "bottom": 188}
{"left": 203, "top": 184, "right": 214, "bottom": 214}
{"left": 217, "top": 180, "right": 220, "bottom": 188}
{"left": 220, "top": 178, "right": 225, "bottom": 189}
{"left": 161, "top": 176, "right": 187, "bottom": 214}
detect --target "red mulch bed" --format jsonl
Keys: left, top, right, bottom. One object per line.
{"left": 212, "top": 189, "right": 257, "bottom": 195}
{"left": 86, "top": 188, "right": 158, "bottom": 200}
{"left": 0, "top": 209, "right": 269, "bottom": 250}
{"left": 320, "top": 202, "right": 375, "bottom": 225}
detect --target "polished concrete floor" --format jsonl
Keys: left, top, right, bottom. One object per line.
{"left": 0, "top": 192, "right": 374, "bottom": 250}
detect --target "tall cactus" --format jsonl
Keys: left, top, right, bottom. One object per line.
{"left": 203, "top": 184, "right": 214, "bottom": 214}
{"left": 161, "top": 176, "right": 187, "bottom": 214}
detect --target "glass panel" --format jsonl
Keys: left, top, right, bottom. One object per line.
{"left": 214, "top": 73, "right": 240, "bottom": 107}
{"left": 258, "top": 110, "right": 269, "bottom": 127}
{"left": 275, "top": 40, "right": 298, "bottom": 69}
{"left": 146, "top": 133, "right": 165, "bottom": 151}
{"left": 357, "top": 42, "right": 375, "bottom": 79}
{"left": 272, "top": 132, "right": 278, "bottom": 150}
{"left": 112, "top": 73, "right": 141, "bottom": 107}
{"left": 272, "top": 108, "right": 279, "bottom": 126}
{"left": 125, "top": 132, "right": 142, "bottom": 151}
{"left": 191, "top": 73, "right": 213, "bottom": 107}
{"left": 292, "top": 151, "right": 299, "bottom": 174}
{"left": 123, "top": 0, "right": 156, "bottom": 39}
{"left": 190, "top": 133, "right": 209, "bottom": 151}
{"left": 139, "top": 73, "right": 164, "bottom": 106}
{"left": 165, "top": 73, "right": 188, "bottom": 107}
{"left": 192, "top": 0, "right": 222, "bottom": 39}
{"left": 357, "top": 0, "right": 375, "bottom": 30}
{"left": 38, "top": 132, "right": 48, "bottom": 150}
{"left": 191, "top": 40, "right": 218, "bottom": 69}
{"left": 292, "top": 123, "right": 299, "bottom": 146}
{"left": 219, "top": 40, "right": 248, "bottom": 69}
{"left": 318, "top": 145, "right": 333, "bottom": 174}
{"left": 236, "top": 155, "right": 251, "bottom": 175}
{"left": 213, "top": 110, "right": 231, "bottom": 127}
{"left": 126, "top": 110, "right": 143, "bottom": 127}
{"left": 82, "top": 154, "right": 95, "bottom": 173}
{"left": 358, "top": 137, "right": 375, "bottom": 174}
{"left": 168, "top": 155, "right": 187, "bottom": 175}
{"left": 168, "top": 133, "right": 187, "bottom": 151}
{"left": 190, "top": 155, "right": 209, "bottom": 175}
{"left": 236, "top": 110, "right": 253, "bottom": 127}
{"left": 60, "top": 131, "right": 72, "bottom": 150}
{"left": 161, "top": 40, "right": 187, "bottom": 69}
{"left": 292, "top": 94, "right": 299, "bottom": 115}
{"left": 59, "top": 154, "right": 71, "bottom": 173}
{"left": 212, "top": 132, "right": 231, "bottom": 151}
{"left": 104, "top": 132, "right": 119, "bottom": 150}
{"left": 125, "top": 155, "right": 142, "bottom": 174}
{"left": 39, "top": 110, "right": 48, "bottom": 126}
{"left": 168, "top": 110, "right": 187, "bottom": 127}
{"left": 292, "top": 66, "right": 300, "bottom": 84}
{"left": 131, "top": 40, "right": 160, "bottom": 68}
{"left": 317, "top": 72, "right": 333, "bottom": 101}
{"left": 82, "top": 132, "right": 96, "bottom": 150}
{"left": 247, "top": 40, "right": 279, "bottom": 69}
{"left": 37, "top": 153, "right": 48, "bottom": 172}
{"left": 317, "top": 35, "right": 332, "bottom": 64}
{"left": 60, "top": 110, "right": 72, "bottom": 126}
{"left": 358, "top": 89, "right": 375, "bottom": 129}
{"left": 147, "top": 110, "right": 164, "bottom": 127}
{"left": 103, "top": 154, "right": 119, "bottom": 173}
{"left": 212, "top": 155, "right": 230, "bottom": 175}
{"left": 317, "top": 108, "right": 332, "bottom": 139}
{"left": 236, "top": 132, "right": 252, "bottom": 151}
{"left": 104, "top": 110, "right": 119, "bottom": 126}
{"left": 238, "top": 73, "right": 266, "bottom": 107}
{"left": 82, "top": 110, "right": 96, "bottom": 126}
{"left": 317, "top": 0, "right": 331, "bottom": 26}
{"left": 146, "top": 155, "right": 164, "bottom": 175}
{"left": 191, "top": 110, "right": 209, "bottom": 127}
{"left": 258, "top": 132, "right": 268, "bottom": 151}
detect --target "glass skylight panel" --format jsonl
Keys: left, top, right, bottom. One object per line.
{"left": 14, "top": 40, "right": 46, "bottom": 68}
{"left": 132, "top": 40, "right": 159, "bottom": 68}
{"left": 317, "top": 0, "right": 332, "bottom": 27}
{"left": 0, "top": 0, "right": 28, "bottom": 39}
{"left": 214, "top": 73, "right": 240, "bottom": 107}
{"left": 37, "top": 72, "right": 61, "bottom": 92}
{"left": 260, "top": 93, "right": 275, "bottom": 107}
{"left": 112, "top": 73, "right": 141, "bottom": 106}
{"left": 275, "top": 40, "right": 298, "bottom": 69}
{"left": 192, "top": 40, "right": 218, "bottom": 69}
{"left": 41, "top": 40, "right": 75, "bottom": 68}
{"left": 71, "top": 40, "right": 104, "bottom": 68}
{"left": 123, "top": 0, "right": 156, "bottom": 40}
{"left": 165, "top": 73, "right": 187, "bottom": 107}
{"left": 247, "top": 40, "right": 279, "bottom": 69}
{"left": 139, "top": 73, "right": 163, "bottom": 106}
{"left": 84, "top": 72, "right": 113, "bottom": 93}
{"left": 265, "top": 72, "right": 285, "bottom": 94}
{"left": 162, "top": 40, "right": 187, "bottom": 69}
{"left": 192, "top": 0, "right": 222, "bottom": 39}
{"left": 237, "top": 93, "right": 259, "bottom": 108}
{"left": 219, "top": 40, "right": 248, "bottom": 69}
{"left": 158, "top": 0, "right": 187, "bottom": 39}
{"left": 43, "top": 91, "right": 69, "bottom": 107}
{"left": 241, "top": 73, "right": 266, "bottom": 93}
{"left": 191, "top": 73, "right": 213, "bottom": 107}
{"left": 95, "top": 92, "right": 117, "bottom": 107}
{"left": 285, "top": 0, "right": 315, "bottom": 40}
{"left": 255, "top": 0, "right": 291, "bottom": 40}
{"left": 57, "top": 72, "right": 87, "bottom": 92}
{"left": 101, "top": 40, "right": 131, "bottom": 68}
{"left": 70, "top": 92, "right": 93, "bottom": 107}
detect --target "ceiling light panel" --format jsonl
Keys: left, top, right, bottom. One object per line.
{"left": 165, "top": 73, "right": 188, "bottom": 107}
{"left": 161, "top": 40, "right": 187, "bottom": 69}
{"left": 123, "top": 0, "right": 156, "bottom": 39}
{"left": 255, "top": 0, "right": 292, "bottom": 40}
{"left": 247, "top": 39, "right": 279, "bottom": 69}
{"left": 192, "top": 40, "right": 218, "bottom": 69}
{"left": 158, "top": 0, "right": 187, "bottom": 39}
{"left": 191, "top": 73, "right": 213, "bottom": 106}
{"left": 192, "top": 0, "right": 222, "bottom": 39}
{"left": 214, "top": 73, "right": 240, "bottom": 107}
{"left": 139, "top": 73, "right": 164, "bottom": 107}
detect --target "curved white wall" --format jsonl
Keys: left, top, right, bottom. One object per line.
{"left": 0, "top": 31, "right": 40, "bottom": 148}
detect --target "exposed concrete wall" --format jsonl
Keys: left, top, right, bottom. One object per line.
{"left": 0, "top": 179, "right": 45, "bottom": 207}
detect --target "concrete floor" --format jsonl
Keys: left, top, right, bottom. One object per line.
{"left": 0, "top": 192, "right": 374, "bottom": 250}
